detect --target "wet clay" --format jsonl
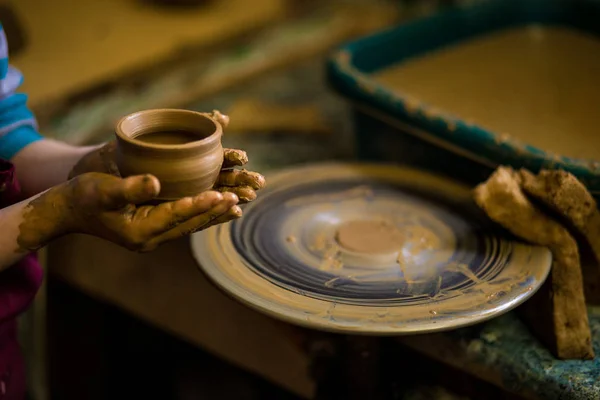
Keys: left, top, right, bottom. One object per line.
{"left": 115, "top": 109, "right": 225, "bottom": 200}
{"left": 336, "top": 220, "right": 405, "bottom": 254}
{"left": 17, "top": 190, "right": 67, "bottom": 253}
{"left": 199, "top": 163, "right": 550, "bottom": 334}
{"left": 285, "top": 186, "right": 374, "bottom": 208}
{"left": 373, "top": 26, "right": 600, "bottom": 160}
{"left": 134, "top": 130, "right": 204, "bottom": 145}
{"left": 70, "top": 140, "right": 264, "bottom": 205}
{"left": 17, "top": 172, "right": 242, "bottom": 254}
{"left": 519, "top": 169, "right": 600, "bottom": 304}
{"left": 17, "top": 174, "right": 153, "bottom": 253}
{"left": 70, "top": 141, "right": 120, "bottom": 179}
{"left": 474, "top": 166, "right": 593, "bottom": 360}
{"left": 17, "top": 173, "right": 161, "bottom": 253}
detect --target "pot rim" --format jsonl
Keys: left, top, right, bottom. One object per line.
{"left": 115, "top": 108, "right": 222, "bottom": 151}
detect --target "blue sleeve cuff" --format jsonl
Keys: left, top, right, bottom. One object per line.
{"left": 0, "top": 125, "right": 43, "bottom": 160}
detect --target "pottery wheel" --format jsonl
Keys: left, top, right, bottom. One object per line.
{"left": 190, "top": 163, "right": 552, "bottom": 334}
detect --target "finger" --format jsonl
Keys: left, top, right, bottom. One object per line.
{"left": 95, "top": 174, "right": 160, "bottom": 209}
{"left": 215, "top": 186, "right": 256, "bottom": 203}
{"left": 165, "top": 192, "right": 238, "bottom": 234}
{"left": 203, "top": 205, "right": 243, "bottom": 230}
{"left": 222, "top": 148, "right": 248, "bottom": 168}
{"left": 145, "top": 193, "right": 239, "bottom": 247}
{"left": 141, "top": 191, "right": 225, "bottom": 233}
{"left": 216, "top": 169, "right": 266, "bottom": 190}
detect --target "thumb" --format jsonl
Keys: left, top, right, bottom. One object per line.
{"left": 98, "top": 174, "right": 160, "bottom": 209}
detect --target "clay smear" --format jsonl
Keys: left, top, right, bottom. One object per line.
{"left": 202, "top": 163, "right": 551, "bottom": 333}
{"left": 474, "top": 167, "right": 593, "bottom": 359}
{"left": 285, "top": 184, "right": 456, "bottom": 280}
{"left": 373, "top": 26, "right": 600, "bottom": 160}
{"left": 17, "top": 173, "right": 244, "bottom": 255}
{"left": 519, "top": 168, "right": 600, "bottom": 304}
{"left": 336, "top": 220, "right": 405, "bottom": 254}
{"left": 17, "top": 189, "right": 67, "bottom": 253}
{"left": 285, "top": 186, "right": 374, "bottom": 208}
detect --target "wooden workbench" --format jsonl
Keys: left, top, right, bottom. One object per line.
{"left": 47, "top": 234, "right": 315, "bottom": 398}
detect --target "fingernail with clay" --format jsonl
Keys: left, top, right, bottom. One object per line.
{"left": 139, "top": 174, "right": 160, "bottom": 195}
{"left": 256, "top": 174, "right": 266, "bottom": 189}
{"left": 230, "top": 205, "right": 243, "bottom": 217}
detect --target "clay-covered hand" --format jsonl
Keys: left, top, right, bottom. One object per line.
{"left": 213, "top": 148, "right": 266, "bottom": 203}
{"left": 69, "top": 141, "right": 120, "bottom": 179}
{"left": 70, "top": 142, "right": 266, "bottom": 203}
{"left": 24, "top": 172, "right": 241, "bottom": 252}
{"left": 69, "top": 111, "right": 233, "bottom": 179}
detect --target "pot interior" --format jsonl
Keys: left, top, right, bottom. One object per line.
{"left": 118, "top": 109, "right": 217, "bottom": 146}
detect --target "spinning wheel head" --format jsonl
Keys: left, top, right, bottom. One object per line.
{"left": 191, "top": 163, "right": 551, "bottom": 335}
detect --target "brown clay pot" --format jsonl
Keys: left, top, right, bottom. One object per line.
{"left": 115, "top": 109, "right": 226, "bottom": 201}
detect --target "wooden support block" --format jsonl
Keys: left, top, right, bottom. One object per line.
{"left": 519, "top": 169, "right": 600, "bottom": 304}
{"left": 473, "top": 167, "right": 593, "bottom": 360}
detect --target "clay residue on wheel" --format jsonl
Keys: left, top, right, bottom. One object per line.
{"left": 285, "top": 186, "right": 374, "bottom": 208}
{"left": 203, "top": 164, "right": 550, "bottom": 333}
{"left": 336, "top": 220, "right": 406, "bottom": 254}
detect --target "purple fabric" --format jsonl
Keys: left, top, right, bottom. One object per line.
{"left": 0, "top": 158, "right": 43, "bottom": 399}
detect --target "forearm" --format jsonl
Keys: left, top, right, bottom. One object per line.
{"left": 12, "top": 139, "right": 101, "bottom": 197}
{"left": 0, "top": 47, "right": 102, "bottom": 196}
{"left": 0, "top": 193, "right": 52, "bottom": 272}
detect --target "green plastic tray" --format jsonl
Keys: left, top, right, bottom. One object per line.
{"left": 327, "top": 0, "right": 600, "bottom": 197}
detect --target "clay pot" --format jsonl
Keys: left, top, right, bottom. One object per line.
{"left": 115, "top": 109, "right": 226, "bottom": 201}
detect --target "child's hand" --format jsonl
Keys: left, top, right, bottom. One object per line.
{"left": 21, "top": 172, "right": 240, "bottom": 253}
{"left": 70, "top": 142, "right": 266, "bottom": 203}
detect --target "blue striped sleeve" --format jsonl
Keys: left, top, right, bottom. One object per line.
{"left": 0, "top": 24, "right": 42, "bottom": 160}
